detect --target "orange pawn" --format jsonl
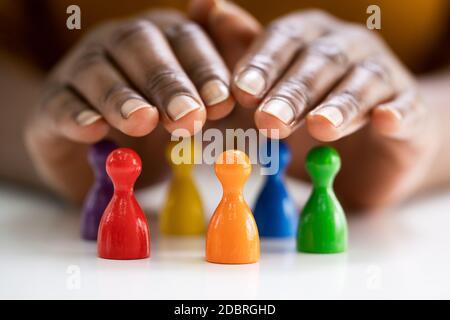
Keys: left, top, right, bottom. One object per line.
{"left": 206, "top": 150, "right": 260, "bottom": 264}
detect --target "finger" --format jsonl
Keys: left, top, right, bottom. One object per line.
{"left": 38, "top": 86, "right": 109, "bottom": 143}
{"left": 307, "top": 58, "right": 396, "bottom": 141}
{"left": 106, "top": 20, "right": 206, "bottom": 136}
{"left": 189, "top": 0, "right": 262, "bottom": 68}
{"left": 371, "top": 90, "right": 426, "bottom": 140}
{"left": 255, "top": 28, "right": 379, "bottom": 138}
{"left": 147, "top": 11, "right": 234, "bottom": 120}
{"left": 232, "top": 11, "right": 336, "bottom": 108}
{"left": 67, "top": 46, "right": 159, "bottom": 137}
{"left": 26, "top": 87, "right": 109, "bottom": 204}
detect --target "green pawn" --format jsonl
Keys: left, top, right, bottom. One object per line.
{"left": 297, "top": 146, "right": 348, "bottom": 253}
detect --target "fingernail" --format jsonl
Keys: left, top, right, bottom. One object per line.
{"left": 200, "top": 80, "right": 230, "bottom": 106}
{"left": 377, "top": 106, "right": 402, "bottom": 120}
{"left": 261, "top": 99, "right": 295, "bottom": 124}
{"left": 121, "top": 99, "right": 153, "bottom": 119}
{"left": 211, "top": 0, "right": 229, "bottom": 17}
{"left": 313, "top": 106, "right": 344, "bottom": 127}
{"left": 213, "top": 0, "right": 225, "bottom": 9}
{"left": 76, "top": 110, "right": 102, "bottom": 126}
{"left": 167, "top": 95, "right": 202, "bottom": 121}
{"left": 235, "top": 68, "right": 266, "bottom": 96}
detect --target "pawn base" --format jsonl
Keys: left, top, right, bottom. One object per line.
{"left": 206, "top": 255, "right": 259, "bottom": 265}
{"left": 98, "top": 249, "right": 150, "bottom": 260}
{"left": 297, "top": 239, "right": 347, "bottom": 254}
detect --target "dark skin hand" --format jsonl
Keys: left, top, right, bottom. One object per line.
{"left": 22, "top": 0, "right": 449, "bottom": 211}
{"left": 192, "top": 0, "right": 441, "bottom": 209}
{"left": 25, "top": 9, "right": 238, "bottom": 203}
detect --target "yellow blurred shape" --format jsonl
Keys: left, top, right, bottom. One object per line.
{"left": 160, "top": 139, "right": 205, "bottom": 236}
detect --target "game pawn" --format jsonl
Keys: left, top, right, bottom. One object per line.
{"left": 253, "top": 139, "right": 297, "bottom": 238}
{"left": 80, "top": 140, "right": 118, "bottom": 241}
{"left": 97, "top": 148, "right": 150, "bottom": 260}
{"left": 206, "top": 150, "right": 260, "bottom": 264}
{"left": 297, "top": 146, "right": 348, "bottom": 253}
{"left": 160, "top": 140, "right": 205, "bottom": 235}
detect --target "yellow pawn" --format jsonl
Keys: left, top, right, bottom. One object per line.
{"left": 160, "top": 139, "right": 205, "bottom": 235}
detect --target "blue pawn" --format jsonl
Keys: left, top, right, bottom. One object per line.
{"left": 80, "top": 140, "right": 117, "bottom": 240}
{"left": 253, "top": 139, "right": 297, "bottom": 238}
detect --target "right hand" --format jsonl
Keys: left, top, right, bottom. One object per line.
{"left": 25, "top": 8, "right": 258, "bottom": 203}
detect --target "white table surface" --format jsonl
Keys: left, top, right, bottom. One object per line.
{"left": 1, "top": 164, "right": 450, "bottom": 300}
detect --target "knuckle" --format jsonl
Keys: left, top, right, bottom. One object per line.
{"left": 307, "top": 39, "right": 349, "bottom": 67}
{"left": 244, "top": 50, "right": 290, "bottom": 84}
{"left": 358, "top": 58, "right": 391, "bottom": 84}
{"left": 267, "top": 12, "right": 318, "bottom": 41}
{"left": 244, "top": 27, "right": 297, "bottom": 77}
{"left": 244, "top": 44, "right": 297, "bottom": 78}
{"left": 266, "top": 10, "right": 333, "bottom": 45}
{"left": 343, "top": 23, "right": 382, "bottom": 44}
{"left": 102, "top": 83, "right": 139, "bottom": 110}
{"left": 144, "top": 8, "right": 185, "bottom": 26}
{"left": 300, "top": 9, "right": 334, "bottom": 22}
{"left": 164, "top": 21, "right": 203, "bottom": 41}
{"left": 70, "top": 45, "right": 106, "bottom": 78}
{"left": 267, "top": 18, "right": 297, "bottom": 35}
{"left": 325, "top": 91, "right": 362, "bottom": 117}
{"left": 145, "top": 65, "right": 190, "bottom": 105}
{"left": 245, "top": 56, "right": 272, "bottom": 76}
{"left": 161, "top": 22, "right": 227, "bottom": 85}
{"left": 186, "top": 59, "right": 227, "bottom": 85}
{"left": 111, "top": 19, "right": 160, "bottom": 46}
{"left": 286, "top": 80, "right": 311, "bottom": 108}
{"left": 273, "top": 77, "right": 312, "bottom": 114}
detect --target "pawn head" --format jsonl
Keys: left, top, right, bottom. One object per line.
{"left": 215, "top": 150, "right": 251, "bottom": 190}
{"left": 88, "top": 140, "right": 118, "bottom": 176}
{"left": 305, "top": 146, "right": 341, "bottom": 187}
{"left": 106, "top": 148, "right": 142, "bottom": 188}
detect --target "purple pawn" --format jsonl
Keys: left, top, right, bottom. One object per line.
{"left": 80, "top": 140, "right": 118, "bottom": 240}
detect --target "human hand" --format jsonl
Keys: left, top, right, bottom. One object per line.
{"left": 229, "top": 9, "right": 438, "bottom": 208}
{"left": 192, "top": 1, "right": 438, "bottom": 209}
{"left": 25, "top": 9, "right": 237, "bottom": 203}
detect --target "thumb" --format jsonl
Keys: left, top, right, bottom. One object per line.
{"left": 188, "top": 0, "right": 262, "bottom": 68}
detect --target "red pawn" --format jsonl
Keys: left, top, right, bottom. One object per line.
{"left": 97, "top": 148, "right": 150, "bottom": 260}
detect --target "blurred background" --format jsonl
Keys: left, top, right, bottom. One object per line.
{"left": 0, "top": 0, "right": 449, "bottom": 188}
{"left": 2, "top": 0, "right": 449, "bottom": 71}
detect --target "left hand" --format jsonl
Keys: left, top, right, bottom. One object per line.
{"left": 191, "top": 1, "right": 438, "bottom": 209}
